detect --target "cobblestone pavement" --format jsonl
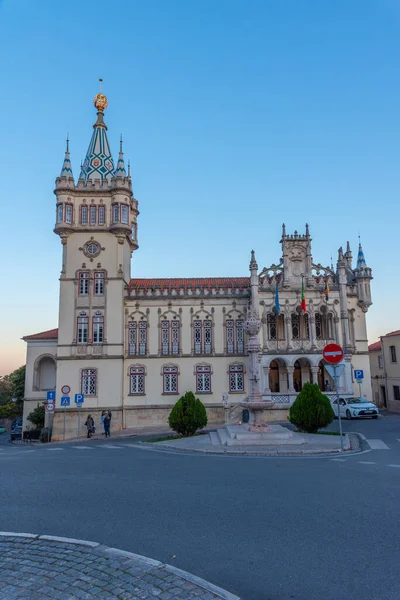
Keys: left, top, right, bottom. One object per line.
{"left": 0, "top": 534, "right": 239, "bottom": 600}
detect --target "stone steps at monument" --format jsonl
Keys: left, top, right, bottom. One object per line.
{"left": 209, "top": 431, "right": 220, "bottom": 446}
{"left": 216, "top": 428, "right": 231, "bottom": 446}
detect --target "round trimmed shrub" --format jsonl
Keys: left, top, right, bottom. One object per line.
{"left": 168, "top": 391, "right": 208, "bottom": 437}
{"left": 289, "top": 382, "right": 334, "bottom": 433}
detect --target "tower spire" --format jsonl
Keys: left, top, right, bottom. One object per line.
{"left": 114, "top": 134, "right": 127, "bottom": 178}
{"left": 356, "top": 240, "right": 367, "bottom": 270}
{"left": 80, "top": 81, "right": 115, "bottom": 184}
{"left": 59, "top": 134, "right": 74, "bottom": 179}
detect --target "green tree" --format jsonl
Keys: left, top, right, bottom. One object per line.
{"left": 289, "top": 382, "right": 334, "bottom": 433}
{"left": 0, "top": 402, "right": 21, "bottom": 419}
{"left": 0, "top": 376, "right": 13, "bottom": 406}
{"left": 27, "top": 404, "right": 45, "bottom": 430}
{"left": 168, "top": 391, "right": 208, "bottom": 437}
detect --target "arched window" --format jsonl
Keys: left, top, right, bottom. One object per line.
{"left": 226, "top": 319, "right": 244, "bottom": 354}
{"left": 92, "top": 312, "right": 104, "bottom": 344}
{"left": 36, "top": 356, "right": 56, "bottom": 391}
{"left": 291, "top": 313, "right": 300, "bottom": 340}
{"left": 194, "top": 319, "right": 212, "bottom": 355}
{"left": 267, "top": 314, "right": 277, "bottom": 340}
{"left": 81, "top": 369, "right": 97, "bottom": 396}
{"left": 130, "top": 366, "right": 145, "bottom": 394}
{"left": 77, "top": 312, "right": 89, "bottom": 344}
{"left": 128, "top": 321, "right": 147, "bottom": 356}
{"left": 161, "top": 319, "right": 179, "bottom": 355}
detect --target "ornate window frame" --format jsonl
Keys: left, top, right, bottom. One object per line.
{"left": 129, "top": 364, "right": 146, "bottom": 395}
{"left": 194, "top": 363, "right": 213, "bottom": 394}
{"left": 77, "top": 311, "right": 89, "bottom": 344}
{"left": 161, "top": 363, "right": 179, "bottom": 395}
{"left": 81, "top": 368, "right": 97, "bottom": 397}
{"left": 228, "top": 363, "right": 245, "bottom": 393}
{"left": 92, "top": 311, "right": 104, "bottom": 344}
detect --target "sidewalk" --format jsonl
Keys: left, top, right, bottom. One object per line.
{"left": 0, "top": 533, "right": 240, "bottom": 600}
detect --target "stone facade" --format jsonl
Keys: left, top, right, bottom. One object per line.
{"left": 22, "top": 93, "right": 374, "bottom": 439}
{"left": 369, "top": 331, "right": 400, "bottom": 412}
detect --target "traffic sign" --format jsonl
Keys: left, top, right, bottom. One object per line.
{"left": 323, "top": 343, "right": 344, "bottom": 365}
{"left": 325, "top": 363, "right": 345, "bottom": 380}
{"left": 354, "top": 369, "right": 364, "bottom": 380}
{"left": 46, "top": 402, "right": 55, "bottom": 412}
{"left": 61, "top": 385, "right": 71, "bottom": 395}
{"left": 47, "top": 391, "right": 56, "bottom": 401}
{"left": 74, "top": 394, "right": 85, "bottom": 404}
{"left": 60, "top": 396, "right": 70, "bottom": 407}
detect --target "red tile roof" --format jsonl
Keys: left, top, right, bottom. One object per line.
{"left": 23, "top": 328, "right": 59, "bottom": 341}
{"left": 128, "top": 277, "right": 250, "bottom": 292}
{"left": 385, "top": 330, "right": 400, "bottom": 337}
{"left": 368, "top": 341, "right": 381, "bottom": 352}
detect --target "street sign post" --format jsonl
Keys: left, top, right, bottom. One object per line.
{"left": 354, "top": 370, "right": 364, "bottom": 397}
{"left": 46, "top": 391, "right": 56, "bottom": 401}
{"left": 45, "top": 402, "right": 55, "bottom": 413}
{"left": 74, "top": 394, "right": 85, "bottom": 436}
{"left": 322, "top": 344, "right": 344, "bottom": 364}
{"left": 61, "top": 396, "right": 70, "bottom": 440}
{"left": 61, "top": 385, "right": 71, "bottom": 395}
{"left": 323, "top": 343, "right": 344, "bottom": 451}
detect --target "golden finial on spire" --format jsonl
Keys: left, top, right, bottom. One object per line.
{"left": 94, "top": 78, "right": 108, "bottom": 111}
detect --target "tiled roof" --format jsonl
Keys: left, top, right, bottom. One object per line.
{"left": 385, "top": 330, "right": 400, "bottom": 337}
{"left": 23, "top": 328, "right": 59, "bottom": 341}
{"left": 368, "top": 341, "right": 381, "bottom": 352}
{"left": 128, "top": 277, "right": 250, "bottom": 292}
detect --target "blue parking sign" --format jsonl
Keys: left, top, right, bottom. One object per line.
{"left": 354, "top": 369, "right": 364, "bottom": 380}
{"left": 47, "top": 391, "right": 56, "bottom": 401}
{"left": 74, "top": 394, "right": 84, "bottom": 404}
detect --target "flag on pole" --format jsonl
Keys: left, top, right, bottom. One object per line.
{"left": 275, "top": 282, "right": 280, "bottom": 315}
{"left": 324, "top": 279, "right": 330, "bottom": 302}
{"left": 300, "top": 277, "right": 306, "bottom": 312}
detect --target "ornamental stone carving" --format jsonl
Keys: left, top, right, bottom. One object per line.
{"left": 244, "top": 310, "right": 261, "bottom": 336}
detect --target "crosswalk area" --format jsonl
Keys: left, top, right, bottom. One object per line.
{"left": 0, "top": 442, "right": 140, "bottom": 456}
{"left": 330, "top": 436, "right": 400, "bottom": 468}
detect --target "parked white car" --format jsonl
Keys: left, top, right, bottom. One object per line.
{"left": 331, "top": 397, "right": 379, "bottom": 420}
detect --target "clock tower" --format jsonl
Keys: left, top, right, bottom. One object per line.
{"left": 53, "top": 90, "right": 138, "bottom": 417}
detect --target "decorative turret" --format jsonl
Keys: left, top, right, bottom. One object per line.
{"left": 344, "top": 241, "right": 352, "bottom": 269}
{"left": 60, "top": 136, "right": 74, "bottom": 181}
{"left": 114, "top": 136, "right": 127, "bottom": 178}
{"left": 354, "top": 242, "right": 373, "bottom": 312}
{"left": 79, "top": 87, "right": 115, "bottom": 184}
{"left": 281, "top": 224, "right": 313, "bottom": 288}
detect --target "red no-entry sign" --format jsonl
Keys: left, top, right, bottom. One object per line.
{"left": 323, "top": 343, "right": 344, "bottom": 364}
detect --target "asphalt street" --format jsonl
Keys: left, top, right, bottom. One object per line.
{"left": 1, "top": 414, "right": 400, "bottom": 600}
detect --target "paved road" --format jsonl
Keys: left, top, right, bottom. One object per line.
{"left": 1, "top": 414, "right": 400, "bottom": 600}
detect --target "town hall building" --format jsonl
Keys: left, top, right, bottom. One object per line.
{"left": 22, "top": 91, "right": 374, "bottom": 440}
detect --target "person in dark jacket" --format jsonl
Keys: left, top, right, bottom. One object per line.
{"left": 85, "top": 415, "right": 94, "bottom": 438}
{"left": 104, "top": 412, "right": 111, "bottom": 438}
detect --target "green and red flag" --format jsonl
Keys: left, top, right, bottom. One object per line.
{"left": 300, "top": 278, "right": 306, "bottom": 312}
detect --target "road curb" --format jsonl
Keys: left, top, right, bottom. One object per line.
{"left": 0, "top": 533, "right": 241, "bottom": 600}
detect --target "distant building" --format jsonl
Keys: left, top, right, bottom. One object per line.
{"left": 369, "top": 331, "right": 400, "bottom": 412}
{"left": 22, "top": 92, "right": 374, "bottom": 439}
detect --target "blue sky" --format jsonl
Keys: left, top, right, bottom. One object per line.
{"left": 0, "top": 0, "right": 399, "bottom": 374}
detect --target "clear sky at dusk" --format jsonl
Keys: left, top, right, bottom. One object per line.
{"left": 0, "top": 0, "right": 399, "bottom": 374}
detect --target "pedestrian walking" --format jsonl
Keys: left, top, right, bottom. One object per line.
{"left": 104, "top": 412, "right": 111, "bottom": 438}
{"left": 85, "top": 414, "right": 95, "bottom": 438}
{"left": 100, "top": 410, "right": 106, "bottom": 435}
